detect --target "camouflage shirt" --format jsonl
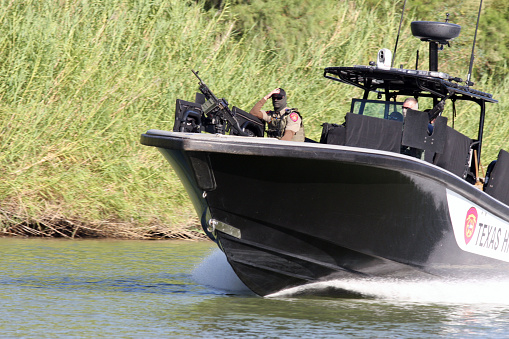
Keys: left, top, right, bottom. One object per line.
{"left": 261, "top": 107, "right": 305, "bottom": 142}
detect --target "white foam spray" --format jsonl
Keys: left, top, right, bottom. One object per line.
{"left": 269, "top": 277, "right": 509, "bottom": 305}
{"left": 193, "top": 250, "right": 509, "bottom": 304}
{"left": 192, "top": 248, "right": 251, "bottom": 294}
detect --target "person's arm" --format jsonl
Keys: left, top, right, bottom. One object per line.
{"left": 280, "top": 130, "right": 296, "bottom": 141}
{"left": 249, "top": 88, "right": 281, "bottom": 119}
{"left": 249, "top": 98, "right": 267, "bottom": 119}
{"left": 280, "top": 111, "right": 301, "bottom": 141}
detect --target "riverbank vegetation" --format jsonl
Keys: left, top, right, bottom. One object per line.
{"left": 1, "top": 0, "right": 508, "bottom": 238}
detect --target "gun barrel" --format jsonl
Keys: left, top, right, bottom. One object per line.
{"left": 190, "top": 69, "right": 248, "bottom": 136}
{"left": 191, "top": 69, "right": 203, "bottom": 83}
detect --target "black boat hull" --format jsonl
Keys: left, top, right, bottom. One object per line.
{"left": 142, "top": 130, "right": 509, "bottom": 296}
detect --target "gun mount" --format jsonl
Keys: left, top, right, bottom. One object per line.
{"left": 191, "top": 70, "right": 248, "bottom": 136}
{"left": 172, "top": 70, "right": 264, "bottom": 137}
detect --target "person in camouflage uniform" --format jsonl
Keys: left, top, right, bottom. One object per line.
{"left": 249, "top": 88, "right": 305, "bottom": 142}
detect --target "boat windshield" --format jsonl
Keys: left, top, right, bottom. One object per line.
{"left": 351, "top": 99, "right": 404, "bottom": 121}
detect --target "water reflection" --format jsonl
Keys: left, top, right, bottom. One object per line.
{"left": 176, "top": 292, "right": 509, "bottom": 338}
{"left": 0, "top": 238, "right": 508, "bottom": 338}
{"left": 189, "top": 248, "right": 509, "bottom": 337}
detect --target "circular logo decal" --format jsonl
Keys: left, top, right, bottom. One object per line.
{"left": 290, "top": 112, "right": 299, "bottom": 122}
{"left": 464, "top": 207, "right": 478, "bottom": 245}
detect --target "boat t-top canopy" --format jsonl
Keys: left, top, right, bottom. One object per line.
{"left": 324, "top": 66, "right": 497, "bottom": 104}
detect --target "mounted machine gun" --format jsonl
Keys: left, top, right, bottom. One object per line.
{"left": 173, "top": 70, "right": 264, "bottom": 137}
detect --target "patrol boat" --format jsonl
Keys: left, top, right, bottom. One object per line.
{"left": 141, "top": 18, "right": 509, "bottom": 296}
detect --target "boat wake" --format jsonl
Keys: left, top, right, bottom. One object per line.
{"left": 268, "top": 276, "right": 509, "bottom": 305}
{"left": 191, "top": 248, "right": 252, "bottom": 294}
{"left": 193, "top": 250, "right": 509, "bottom": 304}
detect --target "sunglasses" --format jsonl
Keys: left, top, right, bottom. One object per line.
{"left": 272, "top": 94, "right": 284, "bottom": 100}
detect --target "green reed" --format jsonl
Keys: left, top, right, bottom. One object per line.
{"left": 0, "top": 0, "right": 507, "bottom": 233}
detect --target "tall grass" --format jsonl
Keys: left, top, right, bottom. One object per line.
{"left": 1, "top": 0, "right": 508, "bottom": 235}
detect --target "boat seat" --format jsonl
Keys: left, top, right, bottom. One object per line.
{"left": 173, "top": 99, "right": 203, "bottom": 133}
{"left": 401, "top": 109, "right": 447, "bottom": 162}
{"left": 231, "top": 106, "right": 265, "bottom": 137}
{"left": 433, "top": 126, "right": 472, "bottom": 178}
{"left": 344, "top": 113, "right": 403, "bottom": 153}
{"left": 320, "top": 123, "right": 346, "bottom": 145}
{"left": 484, "top": 149, "right": 509, "bottom": 205}
{"left": 388, "top": 111, "right": 404, "bottom": 122}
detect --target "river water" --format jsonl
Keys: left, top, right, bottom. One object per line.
{"left": 1, "top": 238, "right": 509, "bottom": 338}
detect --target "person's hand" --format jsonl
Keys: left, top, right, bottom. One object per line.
{"left": 264, "top": 88, "right": 280, "bottom": 101}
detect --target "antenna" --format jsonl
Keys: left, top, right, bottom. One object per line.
{"left": 392, "top": 0, "right": 408, "bottom": 67}
{"left": 467, "top": 0, "right": 483, "bottom": 87}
